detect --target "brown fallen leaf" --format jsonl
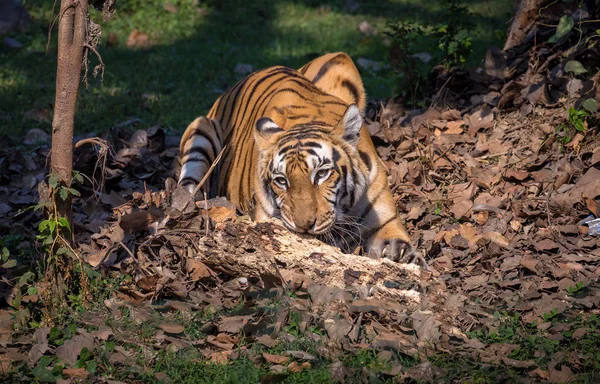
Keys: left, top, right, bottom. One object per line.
{"left": 287, "top": 361, "right": 311, "bottom": 373}
{"left": 451, "top": 200, "right": 473, "bottom": 220}
{"left": 186, "top": 259, "right": 215, "bottom": 281}
{"left": 482, "top": 232, "right": 511, "bottom": 248}
{"left": 55, "top": 333, "right": 95, "bottom": 366}
{"left": 504, "top": 169, "right": 529, "bottom": 181}
{"left": 445, "top": 120, "right": 464, "bottom": 133}
{"left": 62, "top": 367, "right": 89, "bottom": 379}
{"left": 548, "top": 365, "right": 574, "bottom": 383}
{"left": 402, "top": 361, "right": 446, "bottom": 382}
{"left": 519, "top": 257, "right": 538, "bottom": 273}
{"left": 159, "top": 323, "right": 184, "bottom": 335}
{"left": 412, "top": 310, "right": 441, "bottom": 343}
{"left": 535, "top": 239, "right": 560, "bottom": 252}
{"left": 284, "top": 350, "right": 316, "bottom": 361}
{"left": 465, "top": 105, "right": 494, "bottom": 136}
{"left": 262, "top": 353, "right": 289, "bottom": 365}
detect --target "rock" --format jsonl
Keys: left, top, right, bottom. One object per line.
{"left": 23, "top": 128, "right": 50, "bottom": 145}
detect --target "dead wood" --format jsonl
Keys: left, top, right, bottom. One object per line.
{"left": 182, "top": 221, "right": 438, "bottom": 304}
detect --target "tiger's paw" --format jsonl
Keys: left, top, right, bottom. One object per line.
{"left": 367, "top": 238, "right": 428, "bottom": 269}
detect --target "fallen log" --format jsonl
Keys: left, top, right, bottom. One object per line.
{"left": 163, "top": 220, "right": 441, "bottom": 305}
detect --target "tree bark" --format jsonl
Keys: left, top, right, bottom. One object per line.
{"left": 504, "top": 0, "right": 548, "bottom": 50}
{"left": 51, "top": 0, "right": 87, "bottom": 239}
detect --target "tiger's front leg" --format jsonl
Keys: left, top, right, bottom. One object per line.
{"left": 358, "top": 165, "right": 427, "bottom": 267}
{"left": 366, "top": 221, "right": 428, "bottom": 268}
{"left": 365, "top": 218, "right": 414, "bottom": 262}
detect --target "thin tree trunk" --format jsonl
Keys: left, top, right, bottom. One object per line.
{"left": 51, "top": 0, "right": 87, "bottom": 240}
{"left": 44, "top": 0, "right": 88, "bottom": 316}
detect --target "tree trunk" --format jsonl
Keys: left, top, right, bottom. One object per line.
{"left": 44, "top": 0, "right": 88, "bottom": 317}
{"left": 504, "top": 0, "right": 548, "bottom": 50}
{"left": 51, "top": 0, "right": 87, "bottom": 240}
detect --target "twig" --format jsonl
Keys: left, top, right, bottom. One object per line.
{"left": 83, "top": 43, "right": 105, "bottom": 80}
{"left": 118, "top": 241, "right": 135, "bottom": 259}
{"left": 204, "top": 191, "right": 210, "bottom": 236}
{"left": 429, "top": 76, "right": 452, "bottom": 110}
{"left": 182, "top": 145, "right": 227, "bottom": 211}
{"left": 537, "top": 19, "right": 600, "bottom": 28}
{"left": 74, "top": 137, "right": 112, "bottom": 200}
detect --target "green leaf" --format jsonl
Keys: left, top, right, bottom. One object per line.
{"left": 55, "top": 247, "right": 68, "bottom": 256}
{"left": 48, "top": 327, "right": 62, "bottom": 342}
{"left": 57, "top": 217, "right": 71, "bottom": 230}
{"left": 11, "top": 288, "right": 21, "bottom": 308}
{"left": 18, "top": 271, "right": 34, "bottom": 286}
{"left": 2, "top": 247, "right": 8, "bottom": 262}
{"left": 564, "top": 60, "right": 587, "bottom": 74}
{"left": 555, "top": 15, "right": 574, "bottom": 40}
{"left": 68, "top": 188, "right": 80, "bottom": 197}
{"left": 582, "top": 98, "right": 598, "bottom": 113}
{"left": 28, "top": 286, "right": 38, "bottom": 295}
{"left": 48, "top": 173, "right": 59, "bottom": 189}
{"left": 32, "top": 363, "right": 57, "bottom": 383}
{"left": 59, "top": 187, "right": 69, "bottom": 201}
{"left": 2, "top": 259, "right": 17, "bottom": 269}
{"left": 83, "top": 264, "right": 100, "bottom": 279}
{"left": 33, "top": 202, "right": 53, "bottom": 212}
{"left": 73, "top": 171, "right": 84, "bottom": 183}
{"left": 39, "top": 220, "right": 50, "bottom": 233}
{"left": 78, "top": 347, "right": 92, "bottom": 363}
{"left": 86, "top": 360, "right": 97, "bottom": 374}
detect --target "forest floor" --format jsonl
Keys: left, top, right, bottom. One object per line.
{"left": 1, "top": 1, "right": 600, "bottom": 383}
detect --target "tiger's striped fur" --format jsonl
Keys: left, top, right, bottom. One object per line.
{"left": 178, "top": 52, "right": 413, "bottom": 260}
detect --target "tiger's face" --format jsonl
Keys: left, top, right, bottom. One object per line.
{"left": 254, "top": 105, "right": 366, "bottom": 235}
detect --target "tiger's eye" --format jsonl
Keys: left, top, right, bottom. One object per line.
{"left": 316, "top": 169, "right": 330, "bottom": 180}
{"left": 273, "top": 176, "right": 287, "bottom": 187}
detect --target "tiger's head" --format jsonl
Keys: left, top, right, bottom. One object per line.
{"left": 254, "top": 104, "right": 367, "bottom": 235}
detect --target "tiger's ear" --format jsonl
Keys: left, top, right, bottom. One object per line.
{"left": 255, "top": 117, "right": 284, "bottom": 150}
{"left": 335, "top": 104, "right": 362, "bottom": 145}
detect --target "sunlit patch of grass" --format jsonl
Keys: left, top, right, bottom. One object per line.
{"left": 0, "top": 0, "right": 513, "bottom": 140}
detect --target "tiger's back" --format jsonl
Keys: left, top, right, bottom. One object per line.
{"left": 178, "top": 53, "right": 416, "bottom": 262}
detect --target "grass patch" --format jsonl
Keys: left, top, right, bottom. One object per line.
{"left": 1, "top": 0, "right": 512, "bottom": 139}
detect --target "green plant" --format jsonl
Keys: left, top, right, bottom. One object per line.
{"left": 568, "top": 106, "right": 591, "bottom": 132}
{"left": 386, "top": 0, "right": 475, "bottom": 105}
{"left": 567, "top": 281, "right": 586, "bottom": 295}
{"left": 0, "top": 247, "right": 41, "bottom": 329}
{"left": 437, "top": 0, "right": 474, "bottom": 67}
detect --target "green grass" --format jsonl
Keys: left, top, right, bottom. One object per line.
{"left": 1, "top": 0, "right": 512, "bottom": 139}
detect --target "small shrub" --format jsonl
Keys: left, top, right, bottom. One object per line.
{"left": 386, "top": 0, "right": 475, "bottom": 105}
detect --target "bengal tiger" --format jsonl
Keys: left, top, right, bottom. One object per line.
{"left": 178, "top": 52, "right": 416, "bottom": 262}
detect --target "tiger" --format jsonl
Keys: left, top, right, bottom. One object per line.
{"left": 177, "top": 52, "right": 416, "bottom": 262}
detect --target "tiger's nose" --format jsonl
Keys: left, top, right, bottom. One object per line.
{"left": 297, "top": 218, "right": 317, "bottom": 233}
